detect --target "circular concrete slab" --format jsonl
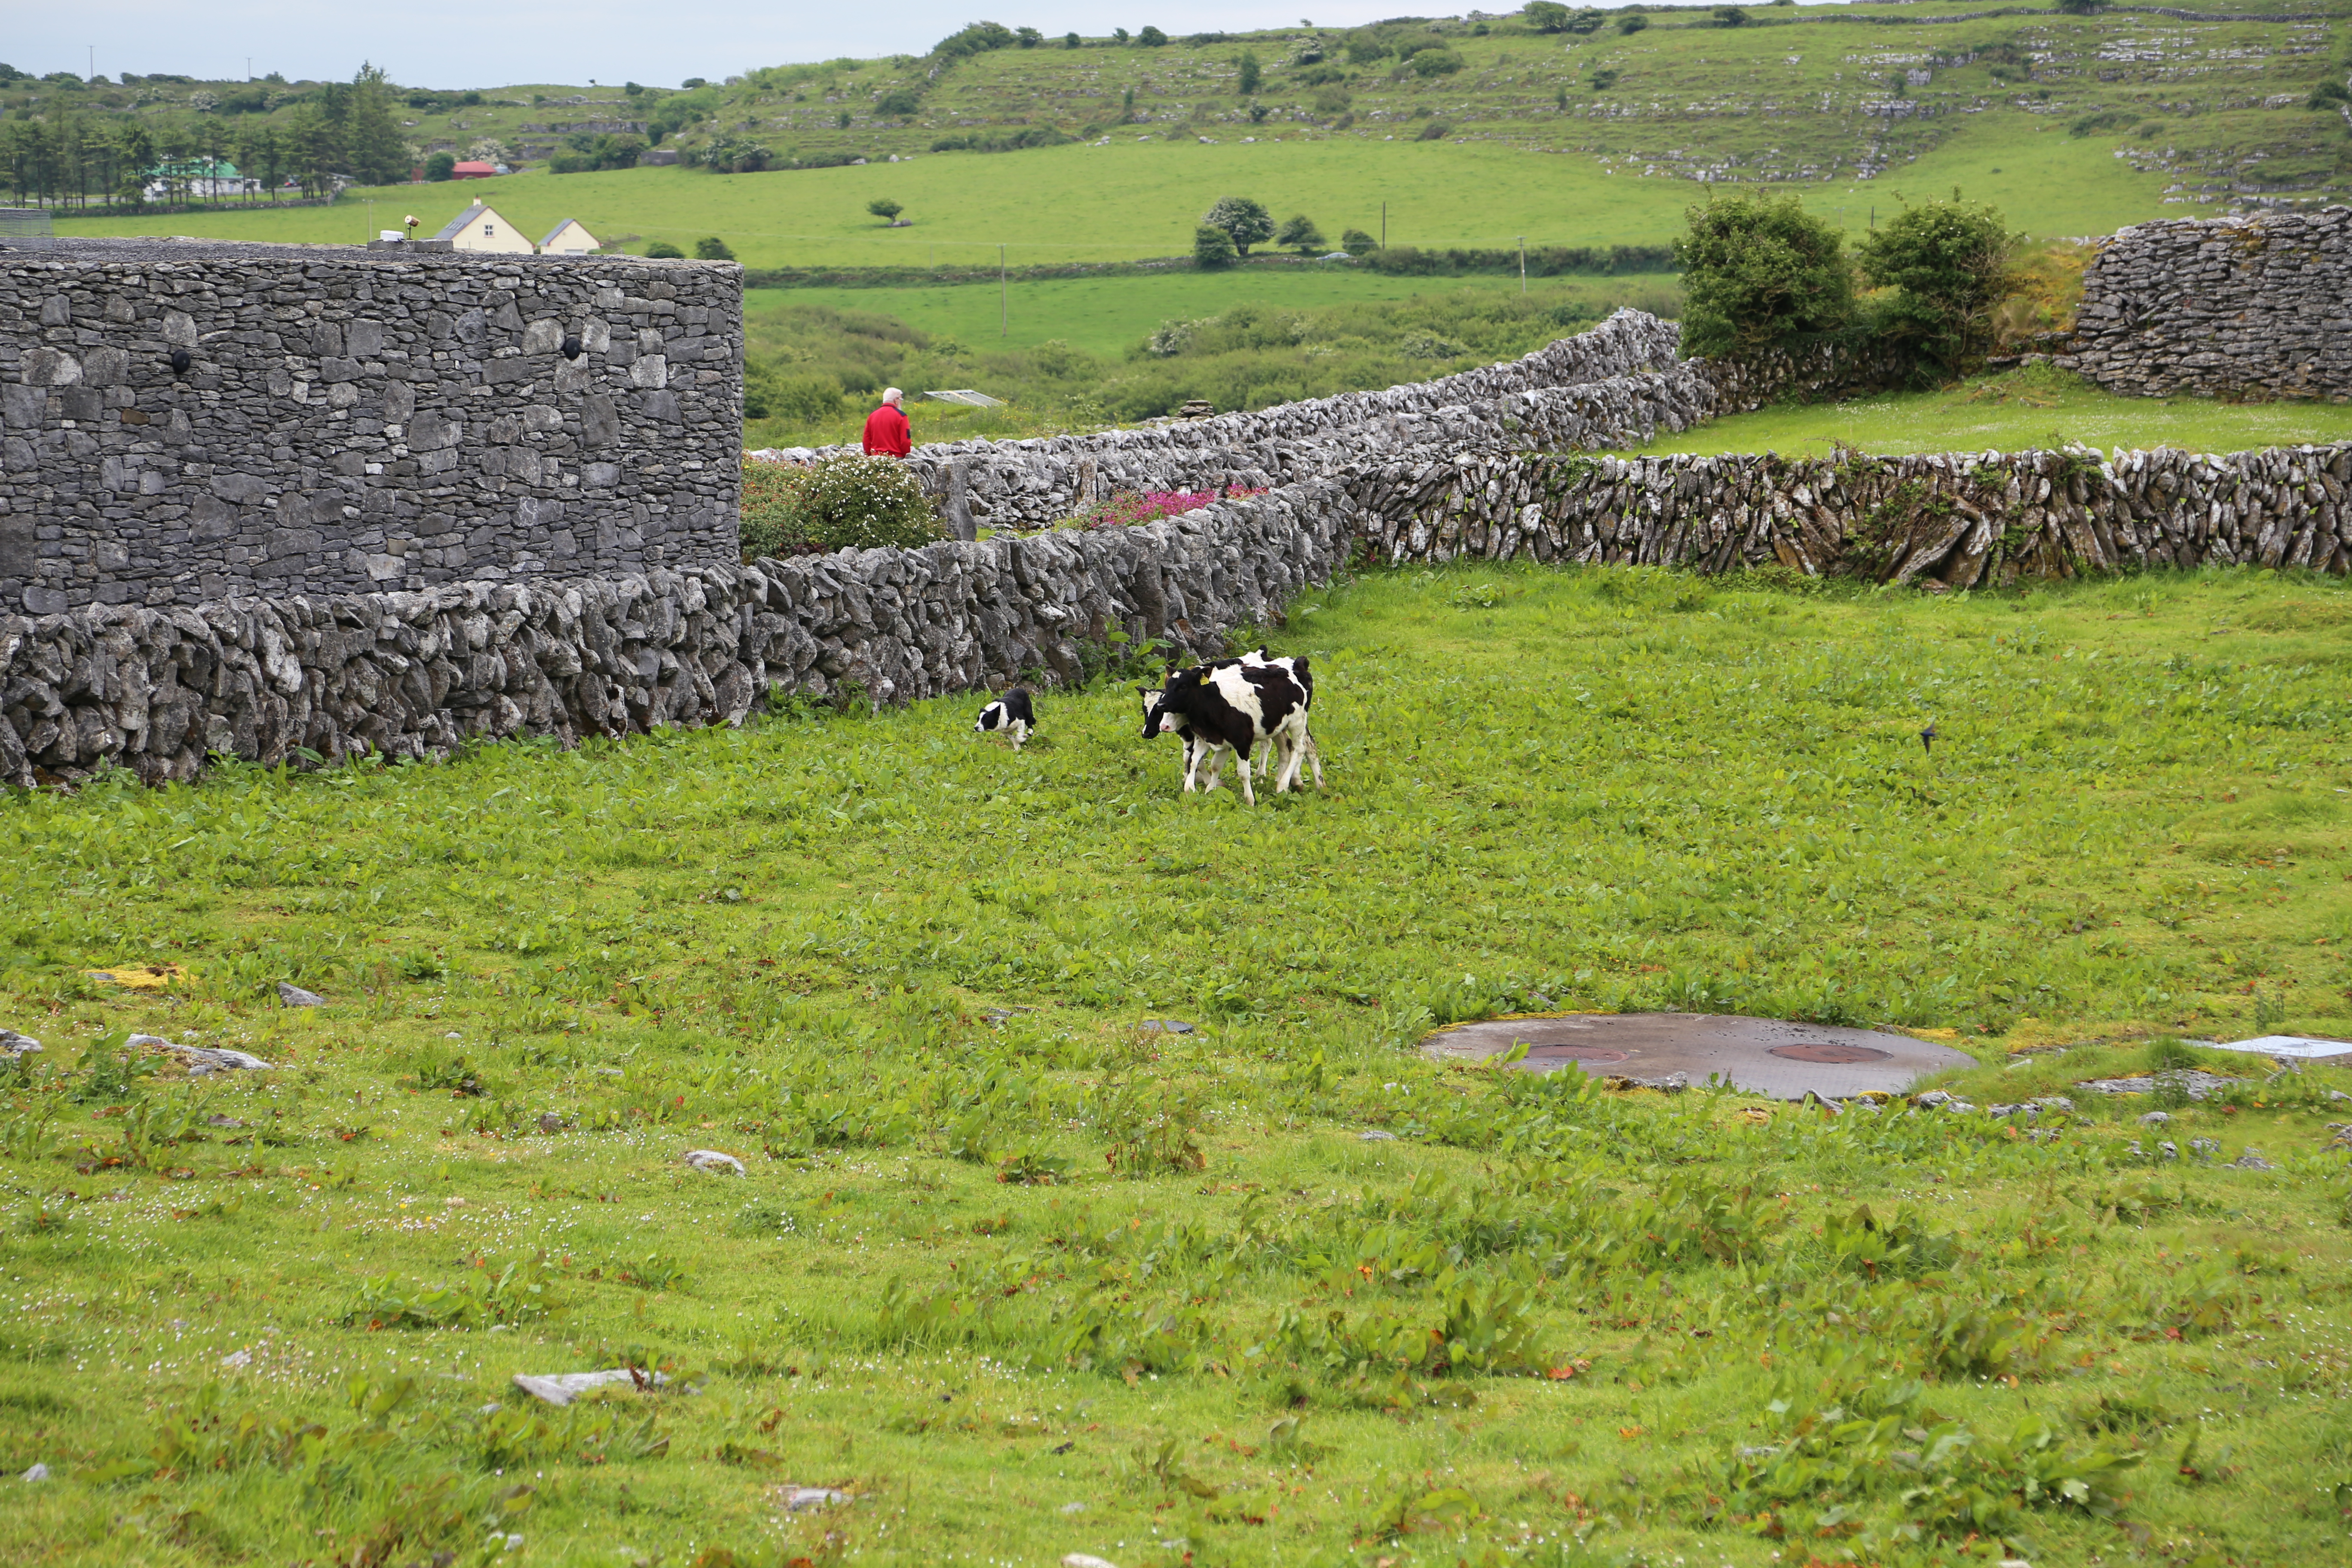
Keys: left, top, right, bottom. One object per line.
{"left": 1420, "top": 1013, "right": 1978, "bottom": 1100}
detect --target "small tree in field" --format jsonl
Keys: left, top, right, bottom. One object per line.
{"left": 1194, "top": 224, "right": 1238, "bottom": 270}
{"left": 1237, "top": 52, "right": 1262, "bottom": 95}
{"left": 868, "top": 197, "right": 904, "bottom": 224}
{"left": 694, "top": 236, "right": 735, "bottom": 260}
{"left": 1277, "top": 213, "right": 1326, "bottom": 254}
{"left": 1857, "top": 194, "right": 2021, "bottom": 382}
{"left": 1201, "top": 194, "right": 1274, "bottom": 256}
{"left": 1674, "top": 193, "right": 1856, "bottom": 358}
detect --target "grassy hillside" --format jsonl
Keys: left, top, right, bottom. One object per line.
{"left": 6, "top": 565, "right": 2352, "bottom": 1566}
{"left": 37, "top": 0, "right": 2352, "bottom": 266}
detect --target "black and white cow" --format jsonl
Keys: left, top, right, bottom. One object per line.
{"left": 1141, "top": 660, "right": 1312, "bottom": 804}
{"left": 974, "top": 687, "right": 1035, "bottom": 750}
{"left": 1240, "top": 648, "right": 1323, "bottom": 791}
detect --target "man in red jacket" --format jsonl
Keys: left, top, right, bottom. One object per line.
{"left": 861, "top": 387, "right": 911, "bottom": 456}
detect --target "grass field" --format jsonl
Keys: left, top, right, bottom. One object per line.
{"left": 1620, "top": 363, "right": 2352, "bottom": 459}
{"left": 746, "top": 271, "right": 1673, "bottom": 362}
{"left": 51, "top": 122, "right": 2206, "bottom": 270}
{"left": 6, "top": 564, "right": 2352, "bottom": 1566}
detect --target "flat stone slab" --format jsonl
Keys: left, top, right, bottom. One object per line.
{"left": 1420, "top": 1012, "right": 1977, "bottom": 1100}
{"left": 2204, "top": 1034, "right": 2352, "bottom": 1062}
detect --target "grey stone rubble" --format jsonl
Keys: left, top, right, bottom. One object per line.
{"left": 513, "top": 1369, "right": 669, "bottom": 1406}
{"left": 683, "top": 1149, "right": 745, "bottom": 1175}
{"left": 2079, "top": 1070, "right": 2245, "bottom": 1099}
{"left": 125, "top": 1031, "right": 273, "bottom": 1072}
{"left": 277, "top": 980, "right": 326, "bottom": 1007}
{"left": 0, "top": 239, "right": 742, "bottom": 613}
{"left": 0, "top": 1029, "right": 39, "bottom": 1055}
{"left": 2061, "top": 207, "right": 2352, "bottom": 401}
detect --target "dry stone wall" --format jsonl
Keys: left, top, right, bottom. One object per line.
{"left": 0, "top": 239, "right": 743, "bottom": 616}
{"left": 10, "top": 436, "right": 2347, "bottom": 789}
{"left": 0, "top": 484, "right": 1355, "bottom": 787}
{"left": 1347, "top": 443, "right": 2352, "bottom": 585}
{"left": 2063, "top": 207, "right": 2352, "bottom": 401}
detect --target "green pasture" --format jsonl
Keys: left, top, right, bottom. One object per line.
{"left": 747, "top": 270, "right": 1641, "bottom": 362}
{"left": 53, "top": 120, "right": 2205, "bottom": 270}
{"left": 5, "top": 564, "right": 2352, "bottom": 1566}
{"left": 1622, "top": 364, "right": 2352, "bottom": 459}
{"left": 1627, "top": 367, "right": 2352, "bottom": 460}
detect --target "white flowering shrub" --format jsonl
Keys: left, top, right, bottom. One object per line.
{"left": 740, "top": 455, "right": 943, "bottom": 559}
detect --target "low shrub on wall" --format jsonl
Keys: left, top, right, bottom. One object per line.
{"left": 740, "top": 456, "right": 945, "bottom": 560}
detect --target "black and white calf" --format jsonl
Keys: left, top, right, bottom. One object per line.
{"left": 1141, "top": 660, "right": 1313, "bottom": 804}
{"left": 974, "top": 687, "right": 1035, "bottom": 751}
{"left": 1240, "top": 648, "right": 1323, "bottom": 791}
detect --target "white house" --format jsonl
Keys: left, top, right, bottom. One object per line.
{"left": 141, "top": 157, "right": 260, "bottom": 202}
{"left": 431, "top": 202, "right": 533, "bottom": 255}
{"left": 537, "top": 219, "right": 601, "bottom": 256}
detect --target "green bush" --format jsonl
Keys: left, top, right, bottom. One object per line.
{"left": 1194, "top": 223, "right": 1238, "bottom": 270}
{"left": 1673, "top": 192, "right": 1856, "bottom": 358}
{"left": 1857, "top": 195, "right": 2021, "bottom": 383}
{"left": 1340, "top": 227, "right": 1377, "bottom": 256}
{"left": 740, "top": 456, "right": 943, "bottom": 559}
{"left": 644, "top": 239, "right": 685, "bottom": 258}
{"left": 421, "top": 151, "right": 456, "bottom": 181}
{"left": 693, "top": 236, "right": 735, "bottom": 260}
{"left": 1409, "top": 49, "right": 1464, "bottom": 78}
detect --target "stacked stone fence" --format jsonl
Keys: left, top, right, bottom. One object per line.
{"left": 0, "top": 483, "right": 1357, "bottom": 788}
{"left": 1345, "top": 441, "right": 2352, "bottom": 587}
{"left": 9, "top": 436, "right": 2348, "bottom": 789}
{"left": 2063, "top": 207, "right": 2352, "bottom": 401}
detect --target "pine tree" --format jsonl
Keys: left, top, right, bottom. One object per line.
{"left": 346, "top": 63, "right": 409, "bottom": 186}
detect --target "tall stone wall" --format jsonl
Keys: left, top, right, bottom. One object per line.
{"left": 0, "top": 239, "right": 744, "bottom": 615}
{"left": 2062, "top": 207, "right": 2352, "bottom": 401}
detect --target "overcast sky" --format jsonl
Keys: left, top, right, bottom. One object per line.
{"left": 17, "top": 1, "right": 1767, "bottom": 90}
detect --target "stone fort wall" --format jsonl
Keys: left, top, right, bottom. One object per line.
{"left": 0, "top": 239, "right": 742, "bottom": 615}
{"left": 2063, "top": 206, "right": 2352, "bottom": 401}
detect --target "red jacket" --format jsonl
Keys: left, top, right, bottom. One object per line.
{"left": 861, "top": 402, "right": 911, "bottom": 456}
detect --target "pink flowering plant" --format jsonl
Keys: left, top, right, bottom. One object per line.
{"left": 1075, "top": 484, "right": 1268, "bottom": 531}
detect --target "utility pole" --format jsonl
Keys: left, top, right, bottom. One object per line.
{"left": 999, "top": 244, "right": 1007, "bottom": 337}
{"left": 88, "top": 46, "right": 94, "bottom": 81}
{"left": 1519, "top": 235, "right": 1526, "bottom": 295}
{"left": 1381, "top": 201, "right": 1387, "bottom": 250}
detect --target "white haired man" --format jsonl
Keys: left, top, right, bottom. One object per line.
{"left": 861, "top": 387, "right": 911, "bottom": 456}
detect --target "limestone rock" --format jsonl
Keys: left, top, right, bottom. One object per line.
{"left": 513, "top": 1369, "right": 667, "bottom": 1406}
{"left": 683, "top": 1149, "right": 745, "bottom": 1175}
{"left": 277, "top": 981, "right": 327, "bottom": 1008}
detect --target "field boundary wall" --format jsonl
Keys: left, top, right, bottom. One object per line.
{"left": 6, "top": 439, "right": 2348, "bottom": 787}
